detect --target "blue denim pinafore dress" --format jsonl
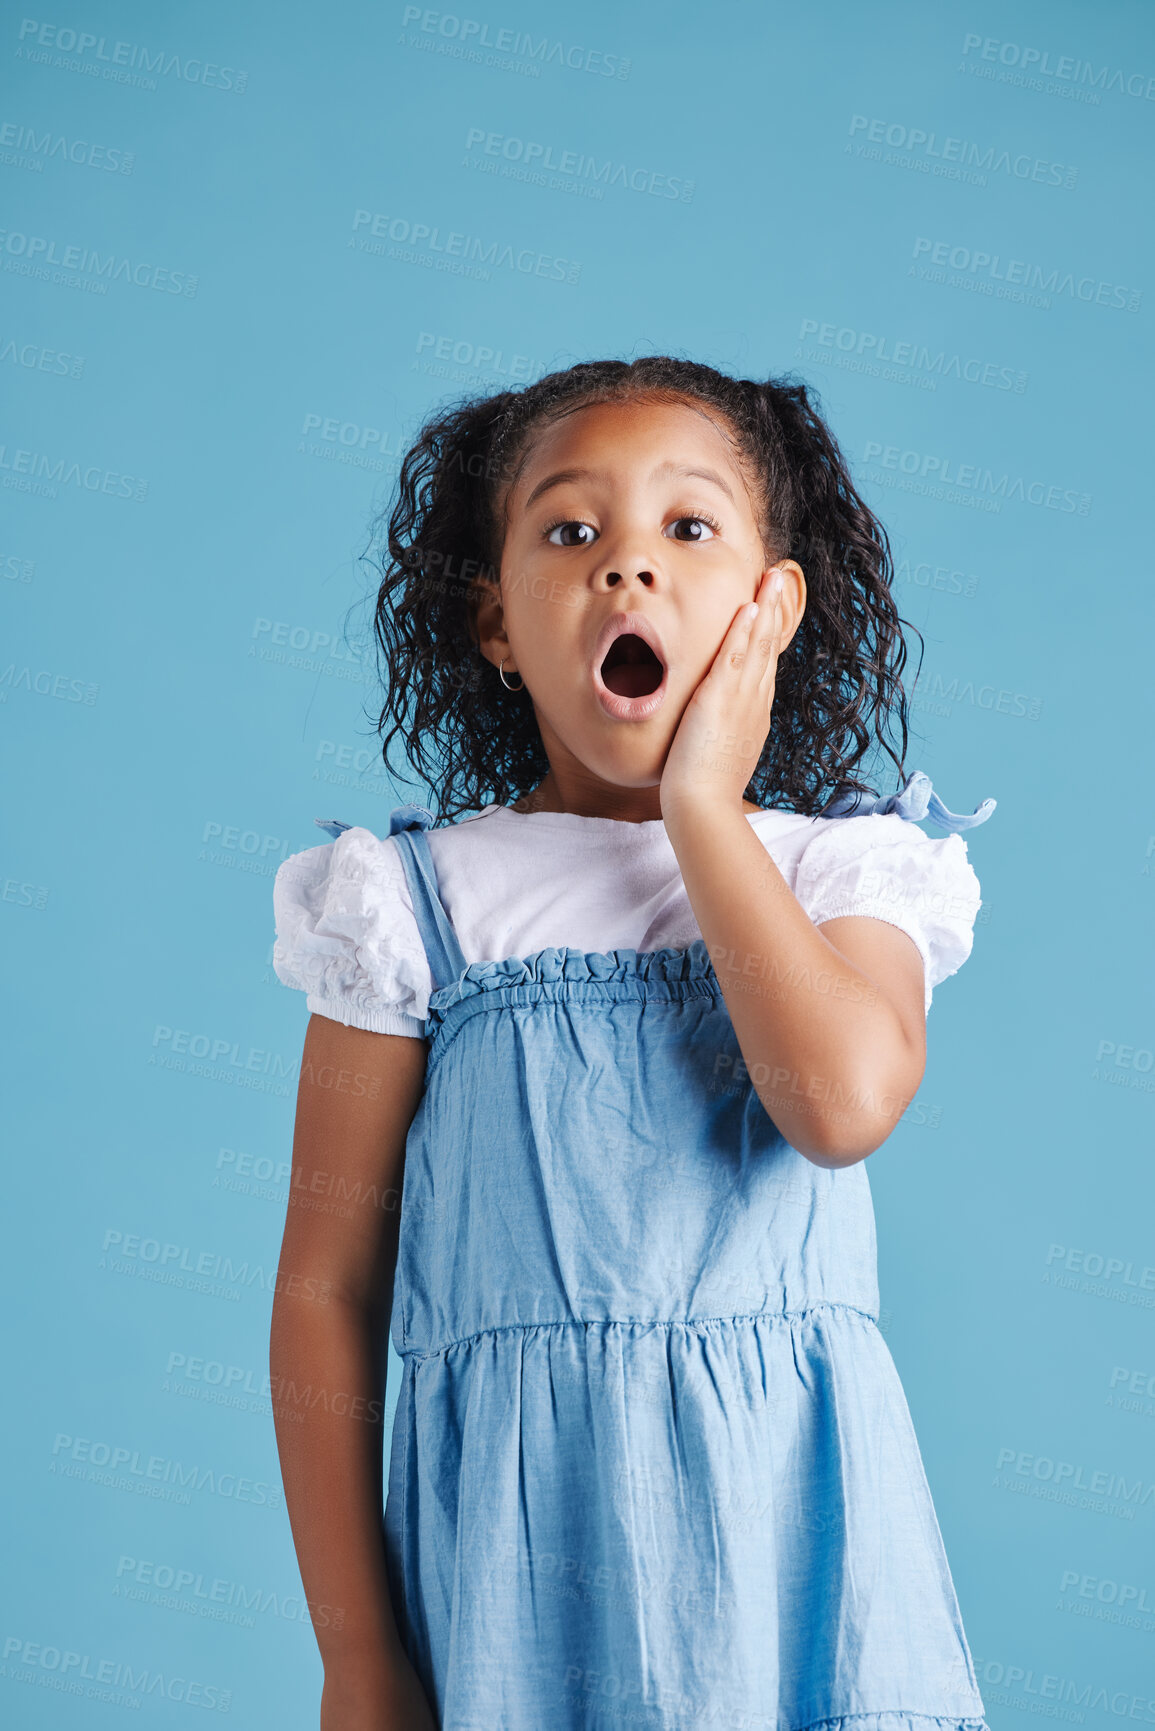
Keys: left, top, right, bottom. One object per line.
{"left": 321, "top": 772, "right": 994, "bottom": 1731}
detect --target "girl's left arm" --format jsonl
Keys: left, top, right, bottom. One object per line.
{"left": 661, "top": 566, "right": 925, "bottom": 1168}
{"left": 665, "top": 799, "right": 926, "bottom": 1168}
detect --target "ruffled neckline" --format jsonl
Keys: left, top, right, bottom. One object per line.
{"left": 482, "top": 804, "right": 781, "bottom": 829}
{"left": 428, "top": 937, "right": 717, "bottom": 1014}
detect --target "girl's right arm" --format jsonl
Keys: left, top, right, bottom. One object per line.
{"left": 269, "top": 1011, "right": 437, "bottom": 1730}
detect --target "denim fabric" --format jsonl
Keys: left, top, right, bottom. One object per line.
{"left": 359, "top": 774, "right": 992, "bottom": 1731}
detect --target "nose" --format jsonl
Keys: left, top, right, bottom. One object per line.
{"left": 602, "top": 567, "right": 654, "bottom": 588}
{"left": 590, "top": 518, "right": 662, "bottom": 590}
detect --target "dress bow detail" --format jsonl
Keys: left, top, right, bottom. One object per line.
{"left": 820, "top": 769, "right": 996, "bottom": 833}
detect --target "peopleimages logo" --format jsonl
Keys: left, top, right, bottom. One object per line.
{"left": 961, "top": 33, "right": 1155, "bottom": 102}
{"left": 861, "top": 441, "right": 1091, "bottom": 516}
{"left": 798, "top": 319, "right": 1026, "bottom": 393}
{"left": 0, "top": 442, "right": 147, "bottom": 501}
{"left": 1045, "top": 1243, "right": 1155, "bottom": 1290}
{"left": 464, "top": 128, "right": 694, "bottom": 201}
{"left": 14, "top": 18, "right": 248, "bottom": 92}
{"left": 847, "top": 114, "right": 1076, "bottom": 188}
{"left": 50, "top": 1429, "right": 279, "bottom": 1508}
{"left": 2, "top": 1634, "right": 232, "bottom": 1711}
{"left": 414, "top": 330, "right": 541, "bottom": 384}
{"left": 297, "top": 412, "right": 403, "bottom": 475}
{"left": 1058, "top": 1569, "right": 1155, "bottom": 1612}
{"left": 114, "top": 1553, "right": 346, "bottom": 1627}
{"left": 1, "top": 337, "right": 85, "bottom": 377}
{"left": 0, "top": 119, "right": 134, "bottom": 173}
{"left": 0, "top": 228, "right": 198, "bottom": 296}
{"left": 911, "top": 236, "right": 1140, "bottom": 313}
{"left": 993, "top": 1447, "right": 1154, "bottom": 1514}
{"left": 351, "top": 209, "right": 581, "bottom": 284}
{"left": 969, "top": 1654, "right": 1155, "bottom": 1722}
{"left": 399, "top": 8, "right": 631, "bottom": 80}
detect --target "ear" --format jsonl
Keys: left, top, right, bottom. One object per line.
{"left": 767, "top": 559, "right": 806, "bottom": 653}
{"left": 469, "top": 572, "right": 511, "bottom": 671}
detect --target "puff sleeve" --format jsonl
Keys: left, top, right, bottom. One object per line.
{"left": 272, "top": 827, "right": 433, "bottom": 1036}
{"left": 791, "top": 811, "right": 983, "bottom": 1015}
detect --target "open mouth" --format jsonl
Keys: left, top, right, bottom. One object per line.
{"left": 599, "top": 633, "right": 665, "bottom": 699}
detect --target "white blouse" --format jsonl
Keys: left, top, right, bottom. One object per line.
{"left": 272, "top": 801, "right": 984, "bottom": 1037}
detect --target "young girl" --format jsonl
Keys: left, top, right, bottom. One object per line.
{"left": 270, "top": 357, "right": 996, "bottom": 1731}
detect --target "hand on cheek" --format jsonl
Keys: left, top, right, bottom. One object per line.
{"left": 658, "top": 568, "right": 789, "bottom": 818}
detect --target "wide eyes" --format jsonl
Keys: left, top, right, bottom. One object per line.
{"left": 668, "top": 516, "right": 717, "bottom": 542}
{"left": 544, "top": 515, "right": 718, "bottom": 547}
{"left": 546, "top": 520, "right": 597, "bottom": 547}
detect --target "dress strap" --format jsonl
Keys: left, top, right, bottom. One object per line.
{"left": 818, "top": 769, "right": 996, "bottom": 833}
{"left": 386, "top": 805, "right": 469, "bottom": 993}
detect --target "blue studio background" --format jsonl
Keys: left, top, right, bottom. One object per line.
{"left": 3, "top": 0, "right": 1154, "bottom": 1723}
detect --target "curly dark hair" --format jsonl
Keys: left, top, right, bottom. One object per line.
{"left": 365, "top": 355, "right": 925, "bottom": 824}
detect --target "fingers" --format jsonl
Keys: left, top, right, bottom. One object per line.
{"left": 716, "top": 598, "right": 760, "bottom": 673}
{"left": 712, "top": 567, "right": 786, "bottom": 691}
{"left": 739, "top": 569, "right": 786, "bottom": 687}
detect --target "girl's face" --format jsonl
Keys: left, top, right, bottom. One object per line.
{"left": 474, "top": 395, "right": 805, "bottom": 817}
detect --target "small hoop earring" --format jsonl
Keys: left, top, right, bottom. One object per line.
{"left": 498, "top": 657, "right": 525, "bottom": 691}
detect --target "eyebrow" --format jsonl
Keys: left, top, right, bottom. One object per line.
{"left": 522, "top": 460, "right": 736, "bottom": 511}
